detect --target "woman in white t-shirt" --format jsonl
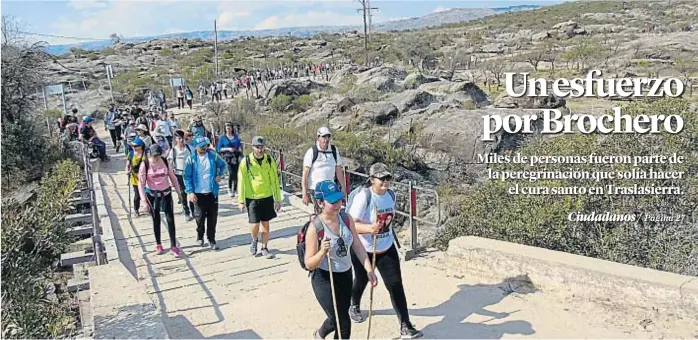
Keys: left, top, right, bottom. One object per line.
{"left": 346, "top": 162, "right": 423, "bottom": 339}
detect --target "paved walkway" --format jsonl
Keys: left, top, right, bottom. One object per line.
{"left": 94, "top": 127, "right": 682, "bottom": 339}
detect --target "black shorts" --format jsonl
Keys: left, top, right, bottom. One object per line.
{"left": 246, "top": 196, "right": 277, "bottom": 223}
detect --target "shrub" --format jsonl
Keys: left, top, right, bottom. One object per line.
{"left": 435, "top": 98, "right": 698, "bottom": 276}
{"left": 293, "top": 94, "right": 312, "bottom": 111}
{"left": 1, "top": 159, "right": 84, "bottom": 339}
{"left": 270, "top": 94, "right": 293, "bottom": 112}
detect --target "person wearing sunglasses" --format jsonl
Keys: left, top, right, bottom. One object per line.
{"left": 304, "top": 180, "right": 377, "bottom": 340}
{"left": 345, "top": 163, "right": 423, "bottom": 339}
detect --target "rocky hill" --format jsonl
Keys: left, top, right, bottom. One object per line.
{"left": 44, "top": 5, "right": 541, "bottom": 55}
{"left": 42, "top": 0, "right": 698, "bottom": 249}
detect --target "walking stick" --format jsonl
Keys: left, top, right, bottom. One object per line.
{"left": 367, "top": 206, "right": 379, "bottom": 340}
{"left": 327, "top": 250, "right": 343, "bottom": 340}
{"left": 128, "top": 173, "right": 132, "bottom": 219}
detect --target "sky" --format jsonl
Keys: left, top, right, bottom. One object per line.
{"left": 2, "top": 0, "right": 568, "bottom": 46}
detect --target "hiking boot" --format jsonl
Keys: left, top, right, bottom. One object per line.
{"left": 171, "top": 246, "right": 183, "bottom": 258}
{"left": 155, "top": 244, "right": 164, "bottom": 255}
{"left": 210, "top": 243, "right": 219, "bottom": 251}
{"left": 400, "top": 322, "right": 423, "bottom": 339}
{"left": 197, "top": 239, "right": 205, "bottom": 247}
{"left": 349, "top": 304, "right": 364, "bottom": 323}
{"left": 250, "top": 240, "right": 258, "bottom": 255}
{"left": 261, "top": 248, "right": 274, "bottom": 259}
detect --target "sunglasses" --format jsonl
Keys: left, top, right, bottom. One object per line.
{"left": 336, "top": 236, "right": 347, "bottom": 257}
{"left": 375, "top": 175, "right": 392, "bottom": 182}
{"left": 319, "top": 134, "right": 331, "bottom": 139}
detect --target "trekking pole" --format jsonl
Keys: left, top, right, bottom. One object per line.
{"left": 327, "top": 250, "right": 343, "bottom": 340}
{"left": 367, "top": 206, "right": 379, "bottom": 340}
{"left": 128, "top": 174, "right": 132, "bottom": 219}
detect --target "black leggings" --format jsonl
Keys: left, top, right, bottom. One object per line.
{"left": 227, "top": 161, "right": 239, "bottom": 192}
{"left": 132, "top": 185, "right": 141, "bottom": 213}
{"left": 312, "top": 268, "right": 353, "bottom": 339}
{"left": 351, "top": 245, "right": 411, "bottom": 324}
{"left": 146, "top": 192, "right": 176, "bottom": 247}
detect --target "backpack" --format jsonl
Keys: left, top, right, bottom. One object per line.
{"left": 311, "top": 144, "right": 337, "bottom": 165}
{"left": 128, "top": 152, "right": 147, "bottom": 175}
{"left": 345, "top": 186, "right": 401, "bottom": 249}
{"left": 296, "top": 212, "right": 352, "bottom": 271}
{"left": 245, "top": 153, "right": 273, "bottom": 179}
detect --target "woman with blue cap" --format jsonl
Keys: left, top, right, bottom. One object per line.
{"left": 79, "top": 116, "right": 109, "bottom": 161}
{"left": 304, "top": 180, "right": 377, "bottom": 340}
{"left": 126, "top": 137, "right": 147, "bottom": 216}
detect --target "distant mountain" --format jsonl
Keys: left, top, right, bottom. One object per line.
{"left": 43, "top": 4, "right": 540, "bottom": 55}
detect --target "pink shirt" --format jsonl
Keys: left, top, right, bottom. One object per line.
{"left": 138, "top": 158, "right": 181, "bottom": 201}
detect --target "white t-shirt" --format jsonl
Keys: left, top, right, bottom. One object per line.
{"left": 303, "top": 143, "right": 342, "bottom": 191}
{"left": 347, "top": 188, "right": 396, "bottom": 253}
{"left": 196, "top": 154, "right": 212, "bottom": 193}
{"left": 156, "top": 120, "right": 171, "bottom": 137}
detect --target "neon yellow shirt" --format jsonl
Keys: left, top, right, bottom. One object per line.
{"left": 237, "top": 153, "right": 281, "bottom": 203}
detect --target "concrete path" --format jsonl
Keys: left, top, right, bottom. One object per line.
{"left": 94, "top": 127, "right": 686, "bottom": 339}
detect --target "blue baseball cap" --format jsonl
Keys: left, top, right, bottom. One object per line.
{"left": 194, "top": 136, "right": 209, "bottom": 148}
{"left": 314, "top": 180, "right": 344, "bottom": 204}
{"left": 130, "top": 137, "right": 145, "bottom": 147}
{"left": 82, "top": 116, "right": 95, "bottom": 123}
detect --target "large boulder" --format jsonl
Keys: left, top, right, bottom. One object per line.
{"left": 403, "top": 73, "right": 440, "bottom": 90}
{"left": 419, "top": 81, "right": 491, "bottom": 107}
{"left": 351, "top": 101, "right": 399, "bottom": 126}
{"left": 266, "top": 79, "right": 327, "bottom": 99}
{"left": 494, "top": 84, "right": 566, "bottom": 109}
{"left": 355, "top": 65, "right": 408, "bottom": 92}
{"left": 390, "top": 89, "right": 436, "bottom": 113}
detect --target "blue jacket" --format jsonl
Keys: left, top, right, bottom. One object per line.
{"left": 216, "top": 134, "right": 241, "bottom": 156}
{"left": 183, "top": 149, "right": 227, "bottom": 197}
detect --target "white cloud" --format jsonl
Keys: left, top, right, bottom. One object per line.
{"left": 217, "top": 10, "right": 252, "bottom": 29}
{"left": 67, "top": 0, "right": 110, "bottom": 11}
{"left": 252, "top": 10, "right": 397, "bottom": 30}
{"left": 432, "top": 6, "right": 451, "bottom": 13}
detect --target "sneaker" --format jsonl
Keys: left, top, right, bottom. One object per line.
{"left": 250, "top": 240, "right": 258, "bottom": 255}
{"left": 185, "top": 215, "right": 194, "bottom": 222}
{"left": 261, "top": 248, "right": 274, "bottom": 259}
{"left": 197, "top": 239, "right": 205, "bottom": 247}
{"left": 349, "top": 304, "right": 364, "bottom": 323}
{"left": 171, "top": 246, "right": 183, "bottom": 258}
{"left": 210, "top": 243, "right": 219, "bottom": 251}
{"left": 312, "top": 329, "right": 324, "bottom": 339}
{"left": 400, "top": 322, "right": 423, "bottom": 339}
{"left": 115, "top": 144, "right": 121, "bottom": 152}
{"left": 155, "top": 244, "right": 164, "bottom": 255}
{"left": 228, "top": 191, "right": 234, "bottom": 197}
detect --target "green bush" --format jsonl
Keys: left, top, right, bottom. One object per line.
{"left": 293, "top": 94, "right": 312, "bottom": 111}
{"left": 436, "top": 99, "right": 698, "bottom": 276}
{"left": 270, "top": 94, "right": 293, "bottom": 112}
{"left": 1, "top": 159, "right": 84, "bottom": 338}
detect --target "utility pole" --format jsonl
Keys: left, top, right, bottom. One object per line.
{"left": 214, "top": 20, "right": 219, "bottom": 78}
{"left": 357, "top": 0, "right": 378, "bottom": 65}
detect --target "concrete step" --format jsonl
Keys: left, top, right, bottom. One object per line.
{"left": 67, "top": 224, "right": 94, "bottom": 237}
{"left": 60, "top": 249, "right": 94, "bottom": 267}
{"left": 67, "top": 278, "right": 90, "bottom": 292}
{"left": 65, "top": 213, "right": 92, "bottom": 225}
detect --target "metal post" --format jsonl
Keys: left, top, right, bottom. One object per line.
{"left": 409, "top": 180, "right": 418, "bottom": 251}
{"left": 279, "top": 150, "right": 287, "bottom": 192}
{"left": 344, "top": 166, "right": 351, "bottom": 193}
{"left": 61, "top": 85, "right": 68, "bottom": 115}
{"left": 106, "top": 65, "right": 115, "bottom": 103}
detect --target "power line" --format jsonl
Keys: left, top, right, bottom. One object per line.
{"left": 17, "top": 30, "right": 105, "bottom": 42}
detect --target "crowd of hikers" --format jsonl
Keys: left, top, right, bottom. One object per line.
{"left": 59, "top": 91, "right": 422, "bottom": 339}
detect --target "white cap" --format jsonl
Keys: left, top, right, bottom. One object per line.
{"left": 136, "top": 124, "right": 148, "bottom": 131}
{"left": 317, "top": 126, "right": 331, "bottom": 136}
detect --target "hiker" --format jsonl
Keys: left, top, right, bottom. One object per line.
{"left": 136, "top": 124, "right": 153, "bottom": 149}
{"left": 121, "top": 120, "right": 137, "bottom": 155}
{"left": 189, "top": 116, "right": 208, "bottom": 138}
{"left": 185, "top": 86, "right": 194, "bottom": 109}
{"left": 198, "top": 84, "right": 206, "bottom": 105}
{"left": 216, "top": 122, "right": 242, "bottom": 197}
{"left": 305, "top": 180, "right": 378, "bottom": 340}
{"left": 222, "top": 82, "right": 229, "bottom": 98}
{"left": 155, "top": 112, "right": 173, "bottom": 147}
{"left": 126, "top": 137, "right": 147, "bottom": 216}
{"left": 138, "top": 144, "right": 184, "bottom": 257}
{"left": 302, "top": 127, "right": 346, "bottom": 215}
{"left": 131, "top": 103, "right": 143, "bottom": 120}
{"left": 167, "top": 130, "right": 195, "bottom": 221}
{"left": 176, "top": 86, "right": 185, "bottom": 109}
{"left": 105, "top": 103, "right": 119, "bottom": 149}
{"left": 152, "top": 132, "right": 170, "bottom": 156}
{"left": 79, "top": 116, "right": 109, "bottom": 161}
{"left": 168, "top": 114, "right": 180, "bottom": 138}
{"left": 183, "top": 136, "right": 227, "bottom": 250}
{"left": 237, "top": 136, "right": 281, "bottom": 259}
{"left": 346, "top": 163, "right": 423, "bottom": 339}
{"left": 210, "top": 83, "right": 217, "bottom": 102}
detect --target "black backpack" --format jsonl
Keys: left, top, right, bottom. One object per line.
{"left": 296, "top": 212, "right": 352, "bottom": 271}
{"left": 311, "top": 144, "right": 337, "bottom": 165}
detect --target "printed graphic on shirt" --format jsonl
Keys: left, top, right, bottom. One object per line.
{"left": 376, "top": 211, "right": 395, "bottom": 237}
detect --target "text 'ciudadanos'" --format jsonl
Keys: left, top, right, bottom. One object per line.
{"left": 481, "top": 70, "right": 685, "bottom": 141}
